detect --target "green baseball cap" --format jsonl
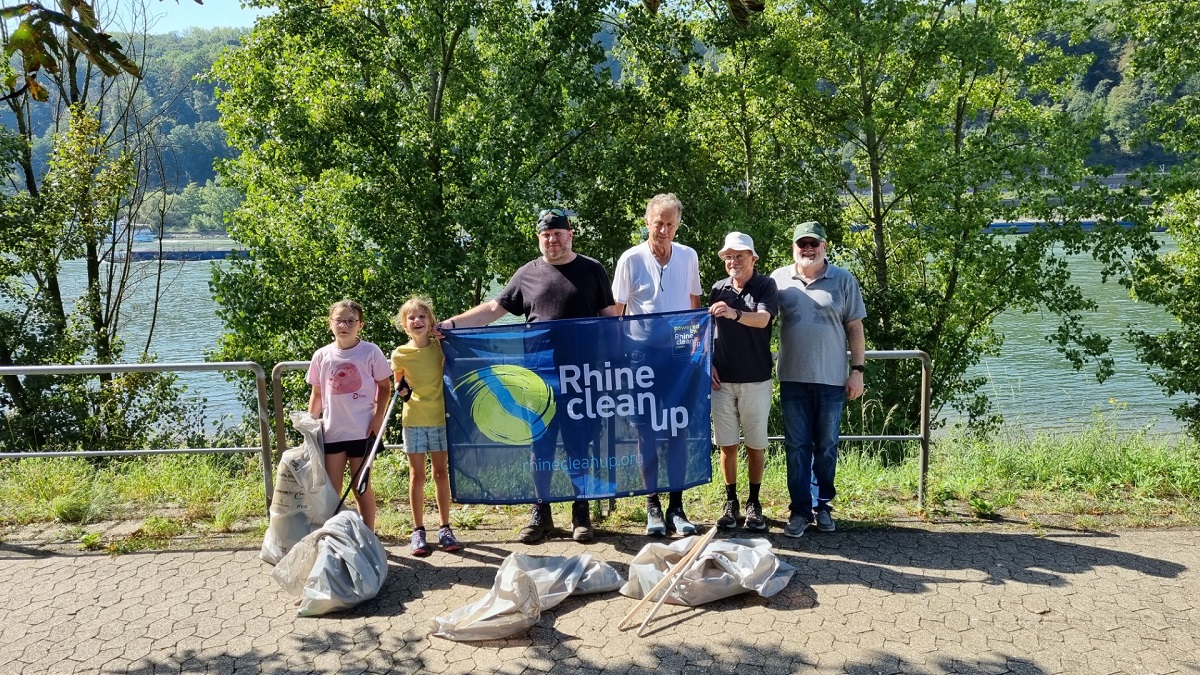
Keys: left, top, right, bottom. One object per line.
{"left": 792, "top": 220, "right": 827, "bottom": 242}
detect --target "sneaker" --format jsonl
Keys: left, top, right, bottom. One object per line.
{"left": 645, "top": 502, "right": 667, "bottom": 536}
{"left": 716, "top": 499, "right": 741, "bottom": 530}
{"left": 517, "top": 504, "right": 553, "bottom": 544}
{"left": 815, "top": 510, "right": 836, "bottom": 532}
{"left": 783, "top": 514, "right": 810, "bottom": 538}
{"left": 437, "top": 525, "right": 462, "bottom": 552}
{"left": 571, "top": 500, "right": 594, "bottom": 542}
{"left": 665, "top": 507, "right": 697, "bottom": 535}
{"left": 743, "top": 501, "right": 767, "bottom": 531}
{"left": 410, "top": 528, "right": 432, "bottom": 556}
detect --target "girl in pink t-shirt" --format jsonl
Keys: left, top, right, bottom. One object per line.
{"left": 306, "top": 299, "right": 392, "bottom": 529}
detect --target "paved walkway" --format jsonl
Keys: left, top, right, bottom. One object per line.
{"left": 1, "top": 522, "right": 1197, "bottom": 674}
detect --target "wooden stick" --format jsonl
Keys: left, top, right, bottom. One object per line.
{"left": 618, "top": 526, "right": 717, "bottom": 630}
{"left": 636, "top": 527, "right": 717, "bottom": 637}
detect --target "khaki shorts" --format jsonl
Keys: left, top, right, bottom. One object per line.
{"left": 711, "top": 380, "right": 773, "bottom": 449}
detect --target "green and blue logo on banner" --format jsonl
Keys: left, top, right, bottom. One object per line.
{"left": 441, "top": 310, "right": 713, "bottom": 504}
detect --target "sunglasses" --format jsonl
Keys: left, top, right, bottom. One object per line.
{"left": 795, "top": 239, "right": 823, "bottom": 249}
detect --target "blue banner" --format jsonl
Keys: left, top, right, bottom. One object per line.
{"left": 441, "top": 310, "right": 713, "bottom": 504}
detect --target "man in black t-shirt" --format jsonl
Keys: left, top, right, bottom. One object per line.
{"left": 438, "top": 208, "right": 617, "bottom": 544}
{"left": 708, "top": 232, "right": 778, "bottom": 533}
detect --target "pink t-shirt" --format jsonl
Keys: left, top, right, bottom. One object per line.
{"left": 306, "top": 340, "right": 391, "bottom": 443}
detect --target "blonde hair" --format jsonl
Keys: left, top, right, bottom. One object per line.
{"left": 393, "top": 296, "right": 437, "bottom": 337}
{"left": 328, "top": 299, "right": 364, "bottom": 321}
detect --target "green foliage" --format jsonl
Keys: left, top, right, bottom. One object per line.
{"left": 450, "top": 506, "right": 483, "bottom": 531}
{"left": 209, "top": 0, "right": 648, "bottom": 413}
{"left": 0, "top": 456, "right": 112, "bottom": 523}
{"left": 79, "top": 531, "right": 103, "bottom": 550}
{"left": 1, "top": 0, "right": 141, "bottom": 103}
{"left": 0, "top": 453, "right": 266, "bottom": 527}
{"left": 1114, "top": 0, "right": 1200, "bottom": 438}
{"left": 140, "top": 179, "right": 242, "bottom": 234}
{"left": 108, "top": 454, "right": 263, "bottom": 520}
{"left": 140, "top": 514, "right": 184, "bottom": 538}
{"left": 726, "top": 0, "right": 1158, "bottom": 434}
{"left": 2, "top": 81, "right": 207, "bottom": 452}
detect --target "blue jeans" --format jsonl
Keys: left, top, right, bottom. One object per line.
{"left": 780, "top": 381, "right": 845, "bottom": 521}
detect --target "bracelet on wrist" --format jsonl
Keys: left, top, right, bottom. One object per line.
{"left": 734, "top": 309, "right": 742, "bottom": 321}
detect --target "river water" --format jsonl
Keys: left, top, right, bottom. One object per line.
{"left": 68, "top": 235, "right": 1185, "bottom": 434}
{"left": 968, "top": 235, "right": 1180, "bottom": 433}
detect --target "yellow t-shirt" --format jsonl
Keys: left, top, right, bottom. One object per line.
{"left": 389, "top": 340, "right": 446, "bottom": 428}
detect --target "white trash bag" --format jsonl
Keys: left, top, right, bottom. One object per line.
{"left": 271, "top": 510, "right": 388, "bottom": 616}
{"left": 431, "top": 553, "right": 623, "bottom": 641}
{"left": 260, "top": 412, "right": 340, "bottom": 564}
{"left": 620, "top": 536, "right": 795, "bottom": 606}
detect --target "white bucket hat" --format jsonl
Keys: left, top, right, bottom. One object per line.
{"left": 719, "top": 231, "right": 757, "bottom": 259}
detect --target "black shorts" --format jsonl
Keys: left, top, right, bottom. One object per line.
{"left": 323, "top": 435, "right": 374, "bottom": 459}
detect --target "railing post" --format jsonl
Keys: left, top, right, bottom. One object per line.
{"left": 918, "top": 352, "right": 932, "bottom": 512}
{"left": 250, "top": 363, "right": 275, "bottom": 514}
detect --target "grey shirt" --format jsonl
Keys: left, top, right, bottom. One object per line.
{"left": 771, "top": 262, "right": 867, "bottom": 386}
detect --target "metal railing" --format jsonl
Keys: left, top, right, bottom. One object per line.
{"left": 277, "top": 350, "right": 934, "bottom": 508}
{"left": 0, "top": 362, "right": 276, "bottom": 512}
{"left": 767, "top": 349, "right": 933, "bottom": 509}
{"left": 0, "top": 350, "right": 931, "bottom": 517}
{"left": 270, "top": 361, "right": 407, "bottom": 459}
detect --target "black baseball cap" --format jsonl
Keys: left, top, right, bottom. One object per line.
{"left": 536, "top": 208, "right": 572, "bottom": 232}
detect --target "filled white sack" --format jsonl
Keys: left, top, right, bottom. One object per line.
{"left": 620, "top": 536, "right": 795, "bottom": 606}
{"left": 271, "top": 510, "right": 388, "bottom": 617}
{"left": 430, "top": 553, "right": 623, "bottom": 641}
{"left": 260, "top": 412, "right": 339, "bottom": 564}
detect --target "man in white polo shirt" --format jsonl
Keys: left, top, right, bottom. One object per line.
{"left": 612, "top": 193, "right": 703, "bottom": 536}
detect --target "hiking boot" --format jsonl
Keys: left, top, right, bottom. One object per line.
{"left": 743, "top": 501, "right": 767, "bottom": 532}
{"left": 645, "top": 502, "right": 667, "bottom": 536}
{"left": 783, "top": 514, "right": 811, "bottom": 538}
{"left": 716, "top": 499, "right": 741, "bottom": 530}
{"left": 437, "top": 525, "right": 462, "bottom": 552}
{"left": 517, "top": 504, "right": 553, "bottom": 544}
{"left": 571, "top": 500, "right": 594, "bottom": 542}
{"left": 665, "top": 507, "right": 697, "bottom": 535}
{"left": 815, "top": 510, "right": 836, "bottom": 532}
{"left": 410, "top": 528, "right": 432, "bottom": 556}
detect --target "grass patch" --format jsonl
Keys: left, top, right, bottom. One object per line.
{"left": 105, "top": 515, "right": 187, "bottom": 554}
{"left": 108, "top": 454, "right": 263, "bottom": 521}
{"left": 3, "top": 416, "right": 1199, "bottom": 534}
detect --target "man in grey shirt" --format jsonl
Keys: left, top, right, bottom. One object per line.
{"left": 771, "top": 221, "right": 867, "bottom": 537}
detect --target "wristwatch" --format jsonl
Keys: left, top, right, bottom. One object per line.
{"left": 734, "top": 310, "right": 742, "bottom": 321}
{"left": 850, "top": 364, "right": 865, "bottom": 373}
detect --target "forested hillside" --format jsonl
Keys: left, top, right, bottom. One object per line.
{"left": 2, "top": 22, "right": 1185, "bottom": 216}
{"left": 1, "top": 27, "right": 246, "bottom": 234}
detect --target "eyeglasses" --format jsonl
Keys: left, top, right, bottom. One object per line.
{"left": 795, "top": 239, "right": 823, "bottom": 249}
{"left": 331, "top": 318, "right": 361, "bottom": 326}
{"left": 722, "top": 252, "right": 752, "bottom": 262}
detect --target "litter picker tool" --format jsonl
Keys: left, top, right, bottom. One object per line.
{"left": 334, "top": 377, "right": 409, "bottom": 516}
{"left": 619, "top": 526, "right": 717, "bottom": 637}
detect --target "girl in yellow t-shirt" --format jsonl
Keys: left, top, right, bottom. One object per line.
{"left": 391, "top": 296, "right": 459, "bottom": 556}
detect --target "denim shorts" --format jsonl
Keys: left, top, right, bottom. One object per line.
{"left": 403, "top": 425, "right": 448, "bottom": 454}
